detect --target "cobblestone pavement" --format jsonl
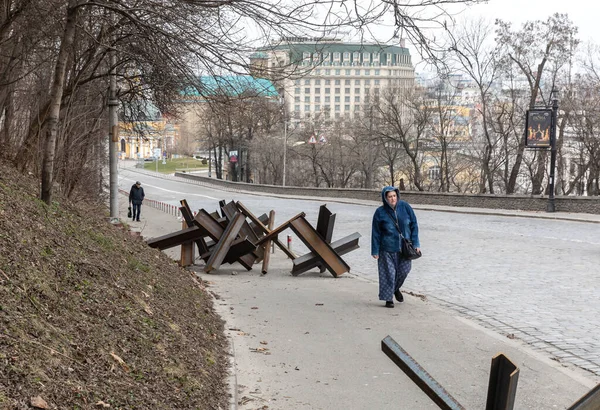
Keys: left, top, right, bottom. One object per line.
{"left": 119, "top": 167, "right": 600, "bottom": 378}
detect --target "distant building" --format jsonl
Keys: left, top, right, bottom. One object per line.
{"left": 250, "top": 38, "right": 415, "bottom": 124}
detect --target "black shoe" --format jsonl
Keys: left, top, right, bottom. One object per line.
{"left": 385, "top": 301, "right": 394, "bottom": 308}
{"left": 394, "top": 290, "right": 404, "bottom": 303}
{"left": 136, "top": 219, "right": 140, "bottom": 222}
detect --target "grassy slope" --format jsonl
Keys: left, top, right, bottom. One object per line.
{"left": 0, "top": 163, "right": 228, "bottom": 409}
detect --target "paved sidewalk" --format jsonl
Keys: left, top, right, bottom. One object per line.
{"left": 118, "top": 193, "right": 599, "bottom": 410}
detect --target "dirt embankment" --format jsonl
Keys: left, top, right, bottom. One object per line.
{"left": 0, "top": 163, "right": 229, "bottom": 409}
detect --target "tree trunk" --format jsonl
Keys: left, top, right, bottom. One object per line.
{"left": 41, "top": 0, "right": 79, "bottom": 204}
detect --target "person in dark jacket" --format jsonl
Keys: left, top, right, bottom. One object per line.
{"left": 129, "top": 181, "right": 145, "bottom": 222}
{"left": 371, "top": 186, "right": 420, "bottom": 308}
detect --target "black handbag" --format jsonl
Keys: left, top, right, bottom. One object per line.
{"left": 388, "top": 210, "right": 421, "bottom": 260}
{"left": 127, "top": 206, "right": 132, "bottom": 218}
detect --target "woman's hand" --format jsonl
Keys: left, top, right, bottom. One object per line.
{"left": 372, "top": 255, "right": 379, "bottom": 259}
{"left": 415, "top": 248, "right": 421, "bottom": 255}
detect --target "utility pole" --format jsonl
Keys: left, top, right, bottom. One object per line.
{"left": 547, "top": 88, "right": 559, "bottom": 213}
{"left": 108, "top": 21, "right": 119, "bottom": 221}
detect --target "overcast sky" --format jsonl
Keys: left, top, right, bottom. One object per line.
{"left": 465, "top": 0, "right": 595, "bottom": 42}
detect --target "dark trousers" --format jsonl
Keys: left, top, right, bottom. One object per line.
{"left": 132, "top": 203, "right": 141, "bottom": 220}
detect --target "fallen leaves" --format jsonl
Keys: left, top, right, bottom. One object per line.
{"left": 110, "top": 351, "right": 130, "bottom": 372}
{"left": 30, "top": 396, "right": 49, "bottom": 409}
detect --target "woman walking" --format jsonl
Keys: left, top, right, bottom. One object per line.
{"left": 371, "top": 186, "right": 420, "bottom": 308}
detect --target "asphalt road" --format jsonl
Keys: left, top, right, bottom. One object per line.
{"left": 118, "top": 164, "right": 600, "bottom": 378}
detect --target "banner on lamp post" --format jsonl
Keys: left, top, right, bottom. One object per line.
{"left": 525, "top": 109, "right": 552, "bottom": 148}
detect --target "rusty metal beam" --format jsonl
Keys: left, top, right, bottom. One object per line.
{"left": 180, "top": 200, "right": 210, "bottom": 256}
{"left": 381, "top": 336, "right": 465, "bottom": 410}
{"left": 236, "top": 201, "right": 297, "bottom": 259}
{"left": 288, "top": 217, "right": 350, "bottom": 277}
{"left": 486, "top": 353, "right": 519, "bottom": 410}
{"left": 201, "top": 237, "right": 256, "bottom": 265}
{"left": 292, "top": 232, "right": 360, "bottom": 276}
{"left": 261, "top": 210, "right": 276, "bottom": 274}
{"left": 146, "top": 226, "right": 205, "bottom": 250}
{"left": 316, "top": 204, "right": 336, "bottom": 243}
{"left": 567, "top": 384, "right": 600, "bottom": 410}
{"left": 194, "top": 209, "right": 255, "bottom": 270}
{"left": 205, "top": 213, "right": 246, "bottom": 273}
{"left": 221, "top": 201, "right": 263, "bottom": 260}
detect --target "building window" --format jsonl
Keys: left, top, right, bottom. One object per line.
{"left": 295, "top": 88, "right": 300, "bottom": 94}
{"left": 363, "top": 52, "right": 370, "bottom": 62}
{"left": 428, "top": 166, "right": 441, "bottom": 180}
{"left": 325, "top": 88, "right": 330, "bottom": 94}
{"left": 353, "top": 52, "right": 360, "bottom": 61}
{"left": 355, "top": 96, "right": 360, "bottom": 102}
{"left": 315, "top": 104, "right": 321, "bottom": 111}
{"left": 335, "top": 79, "right": 341, "bottom": 85}
{"left": 343, "top": 52, "right": 350, "bottom": 61}
{"left": 335, "top": 88, "right": 340, "bottom": 94}
{"left": 345, "top": 88, "right": 350, "bottom": 93}
{"left": 335, "top": 105, "right": 340, "bottom": 111}
{"left": 345, "top": 69, "right": 351, "bottom": 75}
{"left": 294, "top": 104, "right": 300, "bottom": 111}
{"left": 294, "top": 79, "right": 301, "bottom": 85}
{"left": 325, "top": 69, "right": 331, "bottom": 75}
{"left": 365, "top": 69, "right": 371, "bottom": 75}
{"left": 375, "top": 69, "right": 380, "bottom": 75}
{"left": 315, "top": 79, "right": 321, "bottom": 85}
{"left": 315, "top": 96, "right": 321, "bottom": 103}
{"left": 315, "top": 88, "right": 321, "bottom": 94}
{"left": 365, "top": 79, "right": 371, "bottom": 85}
{"left": 355, "top": 88, "right": 360, "bottom": 94}
{"left": 344, "top": 96, "right": 350, "bottom": 102}
{"left": 354, "top": 105, "right": 360, "bottom": 111}
{"left": 374, "top": 79, "right": 380, "bottom": 85}
{"left": 345, "top": 104, "right": 350, "bottom": 111}
{"left": 305, "top": 87, "right": 310, "bottom": 93}
{"left": 355, "top": 69, "right": 360, "bottom": 75}
{"left": 315, "top": 69, "right": 321, "bottom": 75}
{"left": 305, "top": 96, "right": 310, "bottom": 103}
{"left": 335, "top": 69, "right": 341, "bottom": 75}
{"left": 355, "top": 79, "right": 360, "bottom": 85}
{"left": 295, "top": 96, "right": 300, "bottom": 102}
{"left": 333, "top": 52, "right": 341, "bottom": 60}
{"left": 335, "top": 96, "right": 340, "bottom": 102}
{"left": 305, "top": 104, "right": 310, "bottom": 111}
{"left": 304, "top": 79, "right": 310, "bottom": 85}
{"left": 325, "top": 96, "right": 330, "bottom": 102}
{"left": 365, "top": 88, "right": 370, "bottom": 94}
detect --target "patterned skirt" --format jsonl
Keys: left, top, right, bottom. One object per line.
{"left": 377, "top": 251, "right": 412, "bottom": 301}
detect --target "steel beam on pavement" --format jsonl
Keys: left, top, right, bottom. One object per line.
{"left": 146, "top": 226, "right": 205, "bottom": 250}
{"left": 486, "top": 353, "right": 519, "bottom": 410}
{"left": 288, "top": 217, "right": 350, "bottom": 277}
{"left": 381, "top": 336, "right": 465, "bottom": 410}
{"left": 316, "top": 204, "right": 336, "bottom": 243}
{"left": 567, "top": 384, "right": 600, "bottom": 410}
{"left": 292, "top": 232, "right": 360, "bottom": 276}
{"left": 204, "top": 213, "right": 246, "bottom": 273}
{"left": 201, "top": 237, "right": 256, "bottom": 265}
{"left": 194, "top": 209, "right": 255, "bottom": 270}
{"left": 221, "top": 201, "right": 263, "bottom": 260}
{"left": 180, "top": 200, "right": 210, "bottom": 256}
{"left": 261, "top": 210, "right": 276, "bottom": 274}
{"left": 236, "top": 201, "right": 298, "bottom": 259}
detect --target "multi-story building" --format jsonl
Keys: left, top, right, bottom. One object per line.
{"left": 250, "top": 38, "right": 415, "bottom": 125}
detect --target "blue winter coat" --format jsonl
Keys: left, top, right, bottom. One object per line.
{"left": 371, "top": 186, "right": 420, "bottom": 256}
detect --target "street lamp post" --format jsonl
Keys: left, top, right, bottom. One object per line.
{"left": 282, "top": 121, "right": 287, "bottom": 187}
{"left": 547, "top": 89, "right": 559, "bottom": 213}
